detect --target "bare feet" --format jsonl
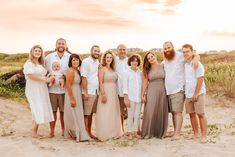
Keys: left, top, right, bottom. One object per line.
{"left": 89, "top": 133, "right": 98, "bottom": 140}
{"left": 200, "top": 136, "right": 207, "bottom": 144}
{"left": 49, "top": 132, "right": 55, "bottom": 138}
{"left": 31, "top": 133, "right": 44, "bottom": 139}
{"left": 165, "top": 131, "right": 175, "bottom": 137}
{"left": 133, "top": 133, "right": 141, "bottom": 139}
{"left": 171, "top": 134, "right": 181, "bottom": 141}
{"left": 188, "top": 134, "right": 200, "bottom": 140}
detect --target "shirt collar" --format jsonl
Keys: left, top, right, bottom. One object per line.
{"left": 54, "top": 51, "right": 70, "bottom": 58}
{"left": 88, "top": 56, "right": 98, "bottom": 63}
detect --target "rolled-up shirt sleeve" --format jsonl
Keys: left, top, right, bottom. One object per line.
{"left": 80, "top": 61, "right": 88, "bottom": 77}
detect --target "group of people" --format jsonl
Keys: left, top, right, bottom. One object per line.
{"left": 23, "top": 38, "right": 208, "bottom": 143}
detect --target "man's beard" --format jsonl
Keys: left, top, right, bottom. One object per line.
{"left": 57, "top": 47, "right": 65, "bottom": 53}
{"left": 91, "top": 54, "right": 99, "bottom": 59}
{"left": 164, "top": 50, "right": 175, "bottom": 60}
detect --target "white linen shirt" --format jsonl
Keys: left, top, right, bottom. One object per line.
{"left": 45, "top": 51, "right": 71, "bottom": 94}
{"left": 115, "top": 56, "right": 129, "bottom": 97}
{"left": 123, "top": 68, "right": 142, "bottom": 103}
{"left": 80, "top": 56, "right": 99, "bottom": 95}
{"left": 163, "top": 51, "right": 185, "bottom": 95}
{"left": 185, "top": 61, "right": 206, "bottom": 98}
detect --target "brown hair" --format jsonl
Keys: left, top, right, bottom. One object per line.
{"left": 68, "top": 53, "right": 82, "bottom": 68}
{"left": 128, "top": 54, "right": 142, "bottom": 66}
{"left": 142, "top": 52, "right": 155, "bottom": 77}
{"left": 68, "top": 53, "right": 82, "bottom": 77}
{"left": 101, "top": 51, "right": 115, "bottom": 70}
{"left": 90, "top": 45, "right": 100, "bottom": 53}
{"left": 182, "top": 44, "right": 193, "bottom": 51}
{"left": 29, "top": 45, "right": 44, "bottom": 65}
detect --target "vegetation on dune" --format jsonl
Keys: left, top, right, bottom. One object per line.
{"left": 0, "top": 51, "right": 234, "bottom": 102}
{"left": 204, "top": 62, "right": 235, "bottom": 98}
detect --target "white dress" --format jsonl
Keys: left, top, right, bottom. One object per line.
{"left": 23, "top": 61, "right": 54, "bottom": 124}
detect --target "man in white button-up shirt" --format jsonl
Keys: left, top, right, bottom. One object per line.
{"left": 81, "top": 45, "right": 100, "bottom": 138}
{"left": 45, "top": 38, "right": 71, "bottom": 137}
{"left": 115, "top": 44, "right": 129, "bottom": 129}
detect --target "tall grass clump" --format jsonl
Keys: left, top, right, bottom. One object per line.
{"left": 204, "top": 62, "right": 235, "bottom": 98}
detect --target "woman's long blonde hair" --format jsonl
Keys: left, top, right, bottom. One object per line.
{"left": 29, "top": 45, "right": 44, "bottom": 65}
{"left": 101, "top": 51, "right": 115, "bottom": 70}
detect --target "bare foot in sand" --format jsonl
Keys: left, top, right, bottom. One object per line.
{"left": 165, "top": 131, "right": 175, "bottom": 137}
{"left": 31, "top": 133, "right": 44, "bottom": 139}
{"left": 171, "top": 134, "right": 181, "bottom": 141}
{"left": 89, "top": 133, "right": 98, "bottom": 140}
{"left": 200, "top": 136, "right": 207, "bottom": 144}
{"left": 188, "top": 134, "right": 200, "bottom": 140}
{"left": 48, "top": 132, "right": 55, "bottom": 138}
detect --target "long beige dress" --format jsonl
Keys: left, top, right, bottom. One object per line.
{"left": 142, "top": 64, "right": 169, "bottom": 139}
{"left": 64, "top": 71, "right": 89, "bottom": 142}
{"left": 95, "top": 71, "right": 123, "bottom": 141}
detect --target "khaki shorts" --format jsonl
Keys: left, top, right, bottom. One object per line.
{"left": 49, "top": 93, "right": 65, "bottom": 112}
{"left": 168, "top": 91, "right": 185, "bottom": 113}
{"left": 83, "top": 94, "right": 98, "bottom": 116}
{"left": 185, "top": 94, "right": 205, "bottom": 114}
{"left": 118, "top": 96, "right": 128, "bottom": 120}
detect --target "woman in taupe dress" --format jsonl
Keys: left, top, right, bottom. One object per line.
{"left": 96, "top": 51, "right": 123, "bottom": 141}
{"left": 141, "top": 52, "right": 168, "bottom": 139}
{"left": 64, "top": 54, "right": 89, "bottom": 142}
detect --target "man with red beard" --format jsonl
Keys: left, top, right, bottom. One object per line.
{"left": 163, "top": 41, "right": 198, "bottom": 140}
{"left": 45, "top": 38, "right": 71, "bottom": 137}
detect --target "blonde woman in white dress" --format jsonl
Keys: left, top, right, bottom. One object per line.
{"left": 23, "top": 45, "right": 54, "bottom": 138}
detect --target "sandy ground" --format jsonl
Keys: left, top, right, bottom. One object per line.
{"left": 0, "top": 95, "right": 235, "bottom": 157}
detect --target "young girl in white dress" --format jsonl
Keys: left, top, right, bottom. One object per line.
{"left": 23, "top": 45, "right": 54, "bottom": 138}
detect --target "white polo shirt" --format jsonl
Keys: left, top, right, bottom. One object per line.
{"left": 185, "top": 61, "right": 206, "bottom": 98}
{"left": 123, "top": 68, "right": 142, "bottom": 103}
{"left": 163, "top": 51, "right": 185, "bottom": 95}
{"left": 80, "top": 56, "right": 99, "bottom": 95}
{"left": 115, "top": 56, "right": 129, "bottom": 97}
{"left": 45, "top": 51, "right": 71, "bottom": 94}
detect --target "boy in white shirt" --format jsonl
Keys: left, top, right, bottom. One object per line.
{"left": 123, "top": 54, "right": 142, "bottom": 138}
{"left": 182, "top": 44, "right": 207, "bottom": 143}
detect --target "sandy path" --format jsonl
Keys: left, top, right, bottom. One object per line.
{"left": 0, "top": 95, "right": 235, "bottom": 157}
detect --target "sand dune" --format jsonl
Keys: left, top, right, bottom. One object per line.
{"left": 0, "top": 95, "right": 235, "bottom": 157}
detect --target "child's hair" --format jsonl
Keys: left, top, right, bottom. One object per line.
{"left": 52, "top": 61, "right": 61, "bottom": 68}
{"left": 127, "top": 54, "right": 142, "bottom": 66}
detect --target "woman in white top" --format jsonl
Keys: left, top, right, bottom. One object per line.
{"left": 23, "top": 45, "right": 54, "bottom": 138}
{"left": 123, "top": 54, "right": 142, "bottom": 138}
